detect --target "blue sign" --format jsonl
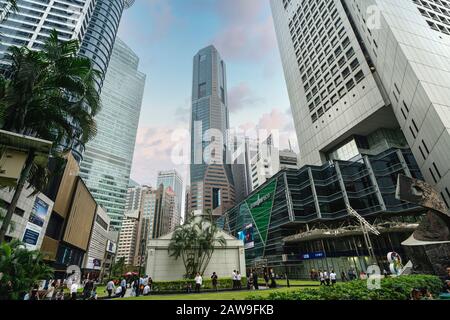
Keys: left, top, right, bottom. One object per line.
{"left": 22, "top": 228, "right": 40, "bottom": 246}
{"left": 300, "top": 251, "right": 326, "bottom": 260}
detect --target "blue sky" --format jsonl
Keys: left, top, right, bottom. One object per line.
{"left": 117, "top": 0, "right": 297, "bottom": 187}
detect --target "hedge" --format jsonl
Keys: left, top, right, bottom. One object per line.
{"left": 247, "top": 275, "right": 443, "bottom": 300}
{"left": 151, "top": 277, "right": 247, "bottom": 293}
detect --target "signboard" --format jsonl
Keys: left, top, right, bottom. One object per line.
{"left": 238, "top": 224, "right": 255, "bottom": 249}
{"left": 106, "top": 240, "right": 117, "bottom": 254}
{"left": 28, "top": 197, "right": 49, "bottom": 227}
{"left": 22, "top": 197, "right": 50, "bottom": 250}
{"left": 86, "top": 257, "right": 102, "bottom": 270}
{"left": 300, "top": 251, "right": 325, "bottom": 260}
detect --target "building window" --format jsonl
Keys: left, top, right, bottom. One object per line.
{"left": 199, "top": 83, "right": 207, "bottom": 98}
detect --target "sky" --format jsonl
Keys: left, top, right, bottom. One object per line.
{"left": 117, "top": 0, "right": 298, "bottom": 188}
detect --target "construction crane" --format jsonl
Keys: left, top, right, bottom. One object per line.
{"left": 347, "top": 205, "right": 380, "bottom": 265}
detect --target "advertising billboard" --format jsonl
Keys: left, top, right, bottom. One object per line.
{"left": 106, "top": 240, "right": 117, "bottom": 254}
{"left": 238, "top": 224, "right": 255, "bottom": 249}
{"left": 28, "top": 197, "right": 49, "bottom": 227}
{"left": 22, "top": 197, "right": 50, "bottom": 250}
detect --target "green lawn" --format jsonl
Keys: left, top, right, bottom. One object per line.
{"left": 120, "top": 286, "right": 316, "bottom": 301}
{"left": 275, "top": 279, "right": 318, "bottom": 286}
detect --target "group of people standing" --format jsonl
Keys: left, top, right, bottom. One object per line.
{"left": 106, "top": 275, "right": 153, "bottom": 298}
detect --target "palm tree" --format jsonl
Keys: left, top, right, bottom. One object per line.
{"left": 0, "top": 240, "right": 53, "bottom": 300}
{"left": 0, "top": 30, "right": 101, "bottom": 242}
{"left": 1, "top": 0, "right": 18, "bottom": 23}
{"left": 168, "top": 215, "right": 226, "bottom": 279}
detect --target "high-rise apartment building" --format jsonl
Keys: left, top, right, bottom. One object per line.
{"left": 189, "top": 45, "right": 235, "bottom": 216}
{"left": 80, "top": 37, "right": 146, "bottom": 230}
{"left": 156, "top": 170, "right": 183, "bottom": 230}
{"left": 115, "top": 209, "right": 139, "bottom": 265}
{"left": 271, "top": 0, "right": 450, "bottom": 205}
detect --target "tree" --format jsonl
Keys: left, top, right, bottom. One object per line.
{"left": 0, "top": 29, "right": 101, "bottom": 242}
{"left": 111, "top": 257, "right": 126, "bottom": 278}
{"left": 0, "top": 240, "right": 53, "bottom": 300}
{"left": 168, "top": 215, "right": 226, "bottom": 279}
{"left": 1, "top": 0, "right": 18, "bottom": 24}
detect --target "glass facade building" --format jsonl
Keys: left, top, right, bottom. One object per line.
{"left": 189, "top": 45, "right": 235, "bottom": 215}
{"left": 157, "top": 170, "right": 183, "bottom": 229}
{"left": 80, "top": 37, "right": 146, "bottom": 230}
{"left": 219, "top": 147, "right": 425, "bottom": 278}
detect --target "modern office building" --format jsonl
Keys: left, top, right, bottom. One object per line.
{"left": 153, "top": 185, "right": 175, "bottom": 239}
{"left": 189, "top": 45, "right": 235, "bottom": 216}
{"left": 270, "top": 0, "right": 450, "bottom": 208}
{"left": 0, "top": 0, "right": 95, "bottom": 62}
{"left": 219, "top": 147, "right": 425, "bottom": 278}
{"left": 80, "top": 37, "right": 146, "bottom": 230}
{"left": 156, "top": 170, "right": 183, "bottom": 230}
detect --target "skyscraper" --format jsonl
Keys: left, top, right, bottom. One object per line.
{"left": 189, "top": 45, "right": 235, "bottom": 216}
{"left": 80, "top": 37, "right": 146, "bottom": 230}
{"left": 0, "top": 0, "right": 94, "bottom": 57}
{"left": 271, "top": 0, "right": 450, "bottom": 206}
{"left": 156, "top": 170, "right": 183, "bottom": 228}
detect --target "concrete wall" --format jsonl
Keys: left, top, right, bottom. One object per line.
{"left": 145, "top": 233, "right": 246, "bottom": 281}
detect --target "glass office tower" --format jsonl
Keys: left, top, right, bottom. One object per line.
{"left": 80, "top": 37, "right": 146, "bottom": 230}
{"left": 157, "top": 170, "right": 183, "bottom": 228}
{"left": 189, "top": 45, "right": 235, "bottom": 216}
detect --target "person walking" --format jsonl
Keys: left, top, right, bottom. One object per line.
{"left": 319, "top": 270, "right": 325, "bottom": 286}
{"left": 263, "top": 271, "right": 269, "bottom": 288}
{"left": 232, "top": 270, "right": 237, "bottom": 290}
{"left": 330, "top": 270, "right": 337, "bottom": 286}
{"left": 106, "top": 279, "right": 115, "bottom": 298}
{"left": 253, "top": 272, "right": 259, "bottom": 290}
{"left": 340, "top": 271, "right": 348, "bottom": 282}
{"left": 120, "top": 278, "right": 127, "bottom": 298}
{"left": 83, "top": 279, "right": 93, "bottom": 300}
{"left": 247, "top": 273, "right": 254, "bottom": 290}
{"left": 211, "top": 272, "right": 218, "bottom": 291}
{"left": 195, "top": 272, "right": 202, "bottom": 293}
{"left": 324, "top": 270, "right": 330, "bottom": 286}
{"left": 269, "top": 269, "right": 277, "bottom": 288}
{"left": 237, "top": 271, "right": 242, "bottom": 289}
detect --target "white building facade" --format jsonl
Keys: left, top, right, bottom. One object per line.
{"left": 271, "top": 0, "right": 450, "bottom": 206}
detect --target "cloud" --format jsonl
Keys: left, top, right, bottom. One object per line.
{"left": 131, "top": 124, "right": 189, "bottom": 187}
{"left": 210, "top": 0, "right": 278, "bottom": 62}
{"left": 228, "top": 82, "right": 264, "bottom": 113}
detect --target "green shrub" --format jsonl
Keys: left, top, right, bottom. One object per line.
{"left": 247, "top": 275, "right": 442, "bottom": 301}
{"left": 151, "top": 277, "right": 246, "bottom": 293}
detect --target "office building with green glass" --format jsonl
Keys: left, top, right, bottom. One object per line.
{"left": 219, "top": 146, "right": 425, "bottom": 279}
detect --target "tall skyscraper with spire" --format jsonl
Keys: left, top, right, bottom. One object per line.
{"left": 189, "top": 45, "right": 235, "bottom": 217}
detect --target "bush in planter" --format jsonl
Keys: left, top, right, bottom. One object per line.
{"left": 247, "top": 275, "right": 442, "bottom": 300}
{"left": 152, "top": 277, "right": 246, "bottom": 293}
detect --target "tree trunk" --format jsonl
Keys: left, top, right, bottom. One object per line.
{"left": 0, "top": 149, "right": 35, "bottom": 243}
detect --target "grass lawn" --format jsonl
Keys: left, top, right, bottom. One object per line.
{"left": 276, "top": 279, "right": 319, "bottom": 286}
{"left": 120, "top": 286, "right": 316, "bottom": 301}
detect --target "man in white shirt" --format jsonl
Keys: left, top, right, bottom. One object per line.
{"left": 195, "top": 273, "right": 202, "bottom": 293}
{"left": 143, "top": 284, "right": 151, "bottom": 296}
{"left": 106, "top": 280, "right": 115, "bottom": 298}
{"left": 330, "top": 270, "right": 337, "bottom": 286}
{"left": 319, "top": 270, "right": 325, "bottom": 286}
{"left": 232, "top": 270, "right": 237, "bottom": 290}
{"left": 115, "top": 285, "right": 122, "bottom": 297}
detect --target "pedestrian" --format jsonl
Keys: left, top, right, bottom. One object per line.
{"left": 319, "top": 270, "right": 325, "bottom": 285}
{"left": 148, "top": 277, "right": 153, "bottom": 292}
{"left": 247, "top": 273, "right": 254, "bottom": 290}
{"left": 45, "top": 282, "right": 56, "bottom": 300}
{"left": 263, "top": 272, "right": 269, "bottom": 288}
{"left": 330, "top": 270, "right": 337, "bottom": 286}
{"left": 55, "top": 288, "right": 65, "bottom": 300}
{"left": 324, "top": 270, "right": 330, "bottom": 286}
{"left": 232, "top": 270, "right": 237, "bottom": 290}
{"left": 253, "top": 272, "right": 259, "bottom": 290}
{"left": 89, "top": 286, "right": 98, "bottom": 300}
{"left": 420, "top": 287, "right": 434, "bottom": 300}
{"left": 237, "top": 271, "right": 242, "bottom": 289}
{"left": 120, "top": 278, "right": 127, "bottom": 298}
{"left": 340, "top": 271, "right": 348, "bottom": 282}
{"left": 106, "top": 279, "right": 115, "bottom": 298}
{"left": 186, "top": 282, "right": 192, "bottom": 293}
{"left": 195, "top": 272, "right": 202, "bottom": 293}
{"left": 83, "top": 279, "right": 93, "bottom": 300}
{"left": 269, "top": 269, "right": 277, "bottom": 288}
{"left": 30, "top": 284, "right": 40, "bottom": 300}
{"left": 211, "top": 272, "right": 218, "bottom": 291}
{"left": 70, "top": 281, "right": 78, "bottom": 300}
